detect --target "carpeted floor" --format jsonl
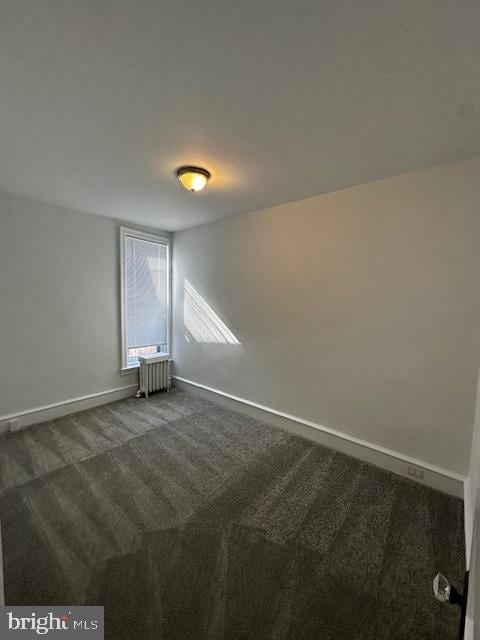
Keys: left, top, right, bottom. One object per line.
{"left": 0, "top": 388, "right": 465, "bottom": 639}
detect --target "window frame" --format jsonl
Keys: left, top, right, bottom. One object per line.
{"left": 120, "top": 226, "right": 171, "bottom": 372}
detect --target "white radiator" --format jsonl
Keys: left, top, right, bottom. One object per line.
{"left": 137, "top": 353, "right": 171, "bottom": 398}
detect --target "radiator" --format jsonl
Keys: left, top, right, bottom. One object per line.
{"left": 137, "top": 353, "right": 171, "bottom": 398}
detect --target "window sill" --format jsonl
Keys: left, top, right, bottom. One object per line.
{"left": 120, "top": 366, "right": 139, "bottom": 376}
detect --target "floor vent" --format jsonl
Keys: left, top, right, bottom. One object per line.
{"left": 137, "top": 353, "right": 171, "bottom": 398}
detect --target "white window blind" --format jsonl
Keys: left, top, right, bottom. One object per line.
{"left": 121, "top": 229, "right": 170, "bottom": 368}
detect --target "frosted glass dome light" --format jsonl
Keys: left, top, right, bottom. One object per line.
{"left": 176, "top": 166, "right": 211, "bottom": 192}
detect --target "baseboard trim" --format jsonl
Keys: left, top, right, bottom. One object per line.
{"left": 464, "top": 479, "right": 473, "bottom": 567}
{"left": 173, "top": 376, "right": 465, "bottom": 499}
{"left": 0, "top": 384, "right": 138, "bottom": 433}
{"left": 0, "top": 518, "right": 4, "bottom": 606}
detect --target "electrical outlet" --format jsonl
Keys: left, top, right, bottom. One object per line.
{"left": 7, "top": 418, "right": 20, "bottom": 432}
{"left": 407, "top": 465, "right": 424, "bottom": 480}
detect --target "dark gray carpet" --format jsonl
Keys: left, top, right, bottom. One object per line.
{"left": 0, "top": 388, "right": 465, "bottom": 639}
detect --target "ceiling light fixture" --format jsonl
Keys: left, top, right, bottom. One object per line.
{"left": 176, "top": 166, "right": 211, "bottom": 192}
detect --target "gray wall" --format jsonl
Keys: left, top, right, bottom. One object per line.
{"left": 172, "top": 157, "right": 480, "bottom": 476}
{"left": 0, "top": 191, "right": 167, "bottom": 417}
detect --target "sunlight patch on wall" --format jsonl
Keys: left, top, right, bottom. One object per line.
{"left": 184, "top": 279, "right": 240, "bottom": 344}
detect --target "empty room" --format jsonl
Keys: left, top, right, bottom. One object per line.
{"left": 1, "top": 1, "right": 480, "bottom": 639}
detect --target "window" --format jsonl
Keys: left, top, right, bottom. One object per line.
{"left": 120, "top": 227, "right": 170, "bottom": 369}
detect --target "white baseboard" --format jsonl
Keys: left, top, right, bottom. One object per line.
{"left": 464, "top": 479, "right": 473, "bottom": 567}
{"left": 0, "top": 518, "right": 4, "bottom": 606}
{"left": 0, "top": 384, "right": 138, "bottom": 434}
{"left": 173, "top": 376, "right": 465, "bottom": 499}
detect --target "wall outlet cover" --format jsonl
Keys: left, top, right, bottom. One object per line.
{"left": 7, "top": 418, "right": 20, "bottom": 432}
{"left": 408, "top": 465, "right": 425, "bottom": 480}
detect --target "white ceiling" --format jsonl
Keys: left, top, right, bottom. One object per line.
{"left": 0, "top": 1, "right": 479, "bottom": 231}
